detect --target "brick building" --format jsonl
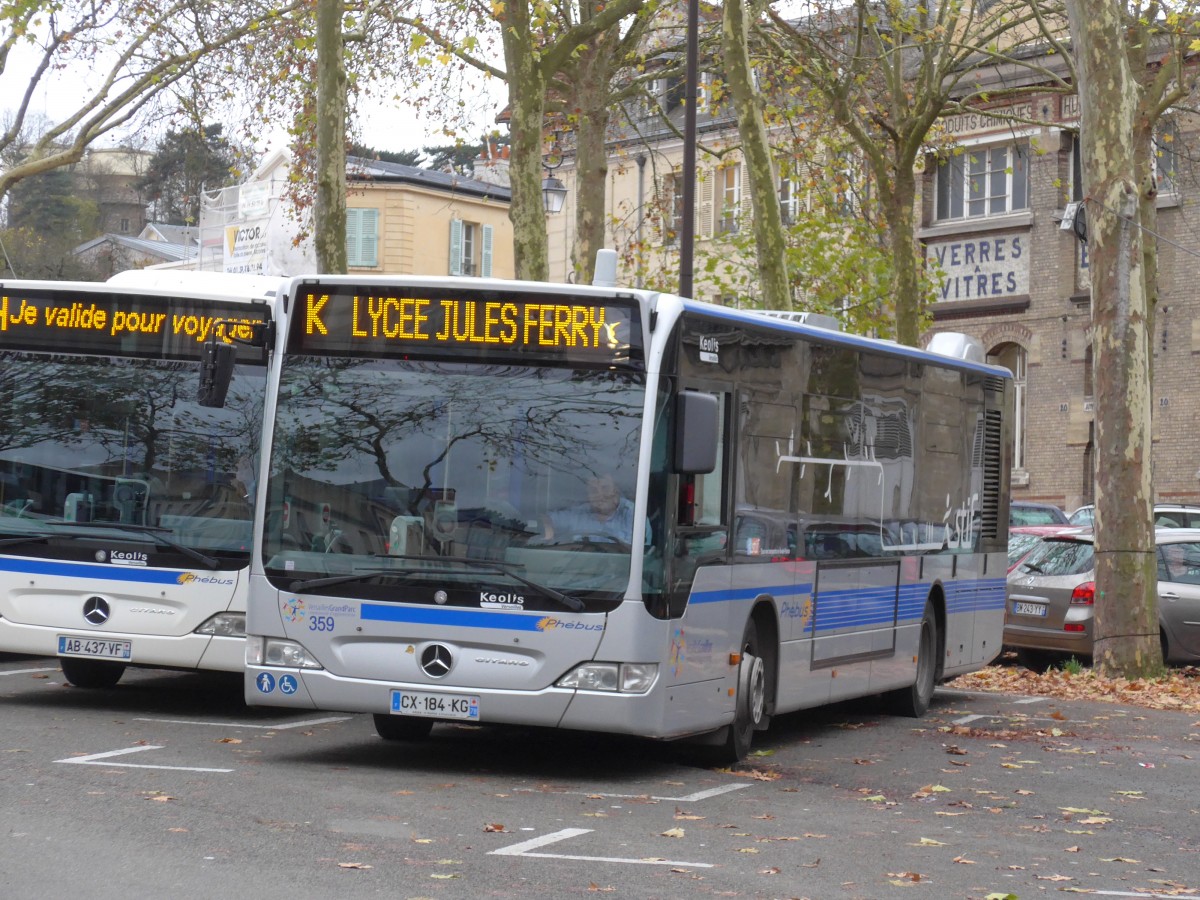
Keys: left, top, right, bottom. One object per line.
{"left": 918, "top": 87, "right": 1196, "bottom": 513}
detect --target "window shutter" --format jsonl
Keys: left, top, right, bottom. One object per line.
{"left": 481, "top": 224, "right": 493, "bottom": 277}
{"left": 698, "top": 171, "right": 713, "bottom": 238}
{"left": 345, "top": 209, "right": 360, "bottom": 265}
{"left": 346, "top": 208, "right": 379, "bottom": 267}
{"left": 449, "top": 219, "right": 463, "bottom": 275}
{"left": 361, "top": 208, "right": 378, "bottom": 267}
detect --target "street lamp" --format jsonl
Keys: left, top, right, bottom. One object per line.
{"left": 541, "top": 172, "right": 567, "bottom": 214}
{"left": 541, "top": 131, "right": 567, "bottom": 214}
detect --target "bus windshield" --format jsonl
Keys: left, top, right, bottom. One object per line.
{"left": 262, "top": 357, "right": 650, "bottom": 606}
{"left": 0, "top": 351, "right": 264, "bottom": 566}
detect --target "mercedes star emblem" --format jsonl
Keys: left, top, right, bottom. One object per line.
{"left": 420, "top": 643, "right": 453, "bottom": 678}
{"left": 82, "top": 596, "right": 110, "bottom": 625}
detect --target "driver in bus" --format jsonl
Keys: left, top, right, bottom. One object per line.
{"left": 544, "top": 474, "right": 645, "bottom": 545}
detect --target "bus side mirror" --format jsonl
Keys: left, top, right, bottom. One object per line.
{"left": 198, "top": 340, "right": 236, "bottom": 408}
{"left": 674, "top": 391, "right": 718, "bottom": 474}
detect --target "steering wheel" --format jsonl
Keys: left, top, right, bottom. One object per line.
{"left": 545, "top": 532, "right": 632, "bottom": 553}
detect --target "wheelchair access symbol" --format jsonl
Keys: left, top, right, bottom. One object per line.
{"left": 279, "top": 674, "right": 298, "bottom": 695}
{"left": 256, "top": 672, "right": 276, "bottom": 693}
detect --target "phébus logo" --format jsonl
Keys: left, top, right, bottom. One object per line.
{"left": 177, "top": 572, "right": 236, "bottom": 587}
{"left": 536, "top": 616, "right": 604, "bottom": 632}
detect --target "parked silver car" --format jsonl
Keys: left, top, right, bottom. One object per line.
{"left": 1005, "top": 527, "right": 1200, "bottom": 668}
{"left": 1068, "top": 503, "right": 1200, "bottom": 528}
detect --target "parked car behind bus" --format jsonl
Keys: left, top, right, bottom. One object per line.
{"left": 1005, "top": 528, "right": 1200, "bottom": 669}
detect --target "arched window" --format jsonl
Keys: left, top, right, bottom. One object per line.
{"left": 989, "top": 342, "right": 1027, "bottom": 471}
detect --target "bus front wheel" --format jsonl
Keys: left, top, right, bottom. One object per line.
{"left": 60, "top": 657, "right": 126, "bottom": 689}
{"left": 715, "top": 619, "right": 767, "bottom": 764}
{"left": 373, "top": 713, "right": 434, "bottom": 742}
{"left": 887, "top": 599, "right": 937, "bottom": 717}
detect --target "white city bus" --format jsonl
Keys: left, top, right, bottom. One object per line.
{"left": 0, "top": 273, "right": 280, "bottom": 687}
{"left": 242, "top": 272, "right": 1012, "bottom": 761}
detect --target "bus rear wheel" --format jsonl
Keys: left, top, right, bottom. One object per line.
{"left": 60, "top": 657, "right": 126, "bottom": 689}
{"left": 373, "top": 713, "right": 434, "bottom": 742}
{"left": 887, "top": 599, "right": 937, "bottom": 717}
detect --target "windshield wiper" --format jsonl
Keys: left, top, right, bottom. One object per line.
{"left": 55, "top": 521, "right": 222, "bottom": 570}
{"left": 0, "top": 533, "right": 52, "bottom": 549}
{"left": 289, "top": 557, "right": 585, "bottom": 613}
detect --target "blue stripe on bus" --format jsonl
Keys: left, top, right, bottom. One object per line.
{"left": 688, "top": 576, "right": 1007, "bottom": 627}
{"left": 0, "top": 556, "right": 188, "bottom": 585}
{"left": 359, "top": 603, "right": 573, "bottom": 632}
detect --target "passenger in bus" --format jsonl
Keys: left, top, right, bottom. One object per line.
{"left": 545, "top": 474, "right": 644, "bottom": 545}
{"left": 232, "top": 454, "right": 257, "bottom": 506}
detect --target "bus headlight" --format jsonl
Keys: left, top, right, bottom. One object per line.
{"left": 246, "top": 636, "right": 323, "bottom": 669}
{"left": 556, "top": 663, "right": 657, "bottom": 694}
{"left": 195, "top": 613, "right": 246, "bottom": 637}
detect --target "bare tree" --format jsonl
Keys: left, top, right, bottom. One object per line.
{"left": 0, "top": 0, "right": 304, "bottom": 203}
{"left": 1059, "top": 0, "right": 1200, "bottom": 678}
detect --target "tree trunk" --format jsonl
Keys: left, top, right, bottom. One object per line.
{"left": 501, "top": 1, "right": 549, "bottom": 282}
{"left": 722, "top": 0, "right": 791, "bottom": 311}
{"left": 887, "top": 164, "right": 920, "bottom": 346}
{"left": 315, "top": 0, "right": 347, "bottom": 274}
{"left": 571, "top": 54, "right": 613, "bottom": 286}
{"left": 1065, "top": 0, "right": 1159, "bottom": 678}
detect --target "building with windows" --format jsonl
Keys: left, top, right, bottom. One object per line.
{"left": 918, "top": 87, "right": 1194, "bottom": 512}
{"left": 179, "top": 150, "right": 514, "bottom": 278}
{"left": 545, "top": 68, "right": 1200, "bottom": 511}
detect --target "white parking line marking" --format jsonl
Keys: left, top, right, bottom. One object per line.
{"left": 490, "top": 828, "right": 714, "bottom": 867}
{"left": 1013, "top": 696, "right": 1049, "bottom": 704}
{"left": 55, "top": 745, "right": 233, "bottom": 773}
{"left": 0, "top": 667, "right": 58, "bottom": 676}
{"left": 516, "top": 783, "right": 750, "bottom": 803}
{"left": 952, "top": 714, "right": 987, "bottom": 725}
{"left": 133, "top": 716, "right": 351, "bottom": 730}
{"left": 583, "top": 784, "right": 751, "bottom": 803}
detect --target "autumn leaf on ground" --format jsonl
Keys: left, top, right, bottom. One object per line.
{"left": 484, "top": 823, "right": 508, "bottom": 833}
{"left": 337, "top": 862, "right": 372, "bottom": 869}
{"left": 147, "top": 795, "right": 176, "bottom": 802}
{"left": 674, "top": 809, "right": 705, "bottom": 820}
{"left": 915, "top": 837, "right": 946, "bottom": 846}
{"left": 953, "top": 855, "right": 975, "bottom": 864}
{"left": 660, "top": 827, "right": 685, "bottom": 838}
{"left": 587, "top": 884, "right": 617, "bottom": 893}
{"left": 727, "top": 767, "right": 781, "bottom": 781}
{"left": 887, "top": 871, "right": 923, "bottom": 882}
{"left": 760, "top": 866, "right": 782, "bottom": 874}
{"left": 215, "top": 737, "right": 242, "bottom": 744}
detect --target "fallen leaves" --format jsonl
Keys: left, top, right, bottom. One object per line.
{"left": 949, "top": 663, "right": 1200, "bottom": 711}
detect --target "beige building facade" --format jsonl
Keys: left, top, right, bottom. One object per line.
{"left": 188, "top": 150, "right": 514, "bottom": 279}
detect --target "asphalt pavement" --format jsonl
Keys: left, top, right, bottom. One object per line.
{"left": 2, "top": 656, "right": 1197, "bottom": 899}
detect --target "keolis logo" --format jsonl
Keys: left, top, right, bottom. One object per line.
{"left": 480, "top": 591, "right": 524, "bottom": 610}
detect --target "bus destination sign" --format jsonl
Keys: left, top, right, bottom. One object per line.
{"left": 295, "top": 286, "right": 642, "bottom": 364}
{"left": 0, "top": 287, "right": 268, "bottom": 361}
